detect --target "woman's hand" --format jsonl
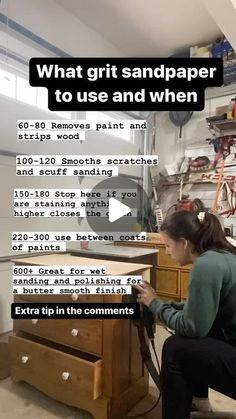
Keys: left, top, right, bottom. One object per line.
{"left": 133, "top": 282, "right": 157, "bottom": 307}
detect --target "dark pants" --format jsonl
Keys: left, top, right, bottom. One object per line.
{"left": 161, "top": 334, "right": 236, "bottom": 419}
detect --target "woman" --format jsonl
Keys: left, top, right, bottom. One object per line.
{"left": 134, "top": 210, "right": 236, "bottom": 419}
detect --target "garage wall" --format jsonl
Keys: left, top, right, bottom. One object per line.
{"left": 155, "top": 93, "right": 236, "bottom": 236}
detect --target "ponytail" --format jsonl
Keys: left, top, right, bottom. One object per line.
{"left": 196, "top": 212, "right": 236, "bottom": 254}
{"left": 160, "top": 210, "right": 236, "bottom": 255}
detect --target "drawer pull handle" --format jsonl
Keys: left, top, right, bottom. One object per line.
{"left": 62, "top": 372, "right": 70, "bottom": 381}
{"left": 21, "top": 356, "right": 29, "bottom": 364}
{"left": 31, "top": 319, "right": 38, "bottom": 324}
{"left": 72, "top": 294, "right": 79, "bottom": 301}
{"left": 71, "top": 328, "right": 79, "bottom": 337}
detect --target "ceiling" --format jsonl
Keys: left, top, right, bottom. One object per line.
{"left": 55, "top": 0, "right": 222, "bottom": 56}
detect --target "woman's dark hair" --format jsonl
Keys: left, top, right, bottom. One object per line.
{"left": 160, "top": 210, "right": 236, "bottom": 255}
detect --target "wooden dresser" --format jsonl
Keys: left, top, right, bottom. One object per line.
{"left": 67, "top": 244, "right": 158, "bottom": 289}
{"left": 10, "top": 254, "right": 151, "bottom": 419}
{"left": 116, "top": 235, "right": 192, "bottom": 301}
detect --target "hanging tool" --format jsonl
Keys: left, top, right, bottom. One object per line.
{"left": 176, "top": 174, "right": 194, "bottom": 211}
{"left": 212, "top": 158, "right": 225, "bottom": 213}
{"left": 149, "top": 114, "right": 163, "bottom": 230}
{"left": 169, "top": 111, "right": 194, "bottom": 138}
{"left": 206, "top": 135, "right": 235, "bottom": 213}
{"left": 206, "top": 135, "right": 236, "bottom": 167}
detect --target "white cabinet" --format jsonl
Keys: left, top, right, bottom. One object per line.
{"left": 0, "top": 262, "right": 13, "bottom": 334}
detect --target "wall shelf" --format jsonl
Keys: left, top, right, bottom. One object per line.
{"left": 207, "top": 119, "right": 236, "bottom": 134}
{"left": 205, "top": 83, "right": 236, "bottom": 100}
{"left": 161, "top": 181, "right": 223, "bottom": 187}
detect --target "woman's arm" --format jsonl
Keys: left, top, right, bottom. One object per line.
{"left": 149, "top": 260, "right": 223, "bottom": 337}
{"left": 170, "top": 301, "right": 185, "bottom": 310}
{"left": 148, "top": 256, "right": 224, "bottom": 337}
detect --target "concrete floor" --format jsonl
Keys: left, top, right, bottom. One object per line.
{"left": 1, "top": 327, "right": 236, "bottom": 419}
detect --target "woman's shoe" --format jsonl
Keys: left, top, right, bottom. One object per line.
{"left": 192, "top": 397, "right": 213, "bottom": 412}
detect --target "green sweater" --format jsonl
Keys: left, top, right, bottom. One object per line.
{"left": 149, "top": 250, "right": 236, "bottom": 340}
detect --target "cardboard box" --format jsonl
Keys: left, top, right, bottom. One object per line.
{"left": 215, "top": 105, "right": 228, "bottom": 115}
{"left": 146, "top": 232, "right": 163, "bottom": 243}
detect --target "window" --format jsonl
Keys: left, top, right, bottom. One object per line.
{"left": 0, "top": 69, "right": 16, "bottom": 98}
{"left": 37, "top": 86, "right": 48, "bottom": 110}
{"left": 86, "top": 111, "right": 133, "bottom": 142}
{"left": 0, "top": 16, "right": 72, "bottom": 119}
{"left": 0, "top": 65, "right": 72, "bottom": 119}
{"left": 17, "top": 75, "right": 37, "bottom": 106}
{"left": 37, "top": 86, "right": 72, "bottom": 119}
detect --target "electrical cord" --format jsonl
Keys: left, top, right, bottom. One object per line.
{"left": 125, "top": 333, "right": 162, "bottom": 417}
{"left": 125, "top": 391, "right": 161, "bottom": 418}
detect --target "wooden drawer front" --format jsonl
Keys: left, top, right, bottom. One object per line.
{"left": 14, "top": 294, "right": 103, "bottom": 303}
{"left": 160, "top": 295, "right": 180, "bottom": 302}
{"left": 180, "top": 271, "right": 190, "bottom": 299}
{"left": 9, "top": 335, "right": 102, "bottom": 400}
{"left": 157, "top": 246, "right": 179, "bottom": 268}
{"left": 14, "top": 319, "right": 102, "bottom": 355}
{"left": 157, "top": 247, "right": 192, "bottom": 270}
{"left": 115, "top": 241, "right": 157, "bottom": 249}
{"left": 156, "top": 268, "right": 180, "bottom": 297}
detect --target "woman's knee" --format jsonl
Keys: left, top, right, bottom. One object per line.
{"left": 162, "top": 335, "right": 185, "bottom": 355}
{"left": 162, "top": 335, "right": 187, "bottom": 366}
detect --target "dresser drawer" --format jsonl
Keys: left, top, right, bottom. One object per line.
{"left": 157, "top": 247, "right": 179, "bottom": 268}
{"left": 115, "top": 241, "right": 157, "bottom": 249}
{"left": 14, "top": 294, "right": 103, "bottom": 303}
{"left": 157, "top": 247, "right": 192, "bottom": 270}
{"left": 14, "top": 319, "right": 102, "bottom": 356}
{"left": 9, "top": 335, "right": 102, "bottom": 400}
{"left": 156, "top": 268, "right": 180, "bottom": 297}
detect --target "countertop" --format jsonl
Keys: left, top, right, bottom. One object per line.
{"left": 0, "top": 251, "right": 65, "bottom": 263}
{"left": 67, "top": 243, "right": 158, "bottom": 258}
{"left": 11, "top": 254, "right": 152, "bottom": 275}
